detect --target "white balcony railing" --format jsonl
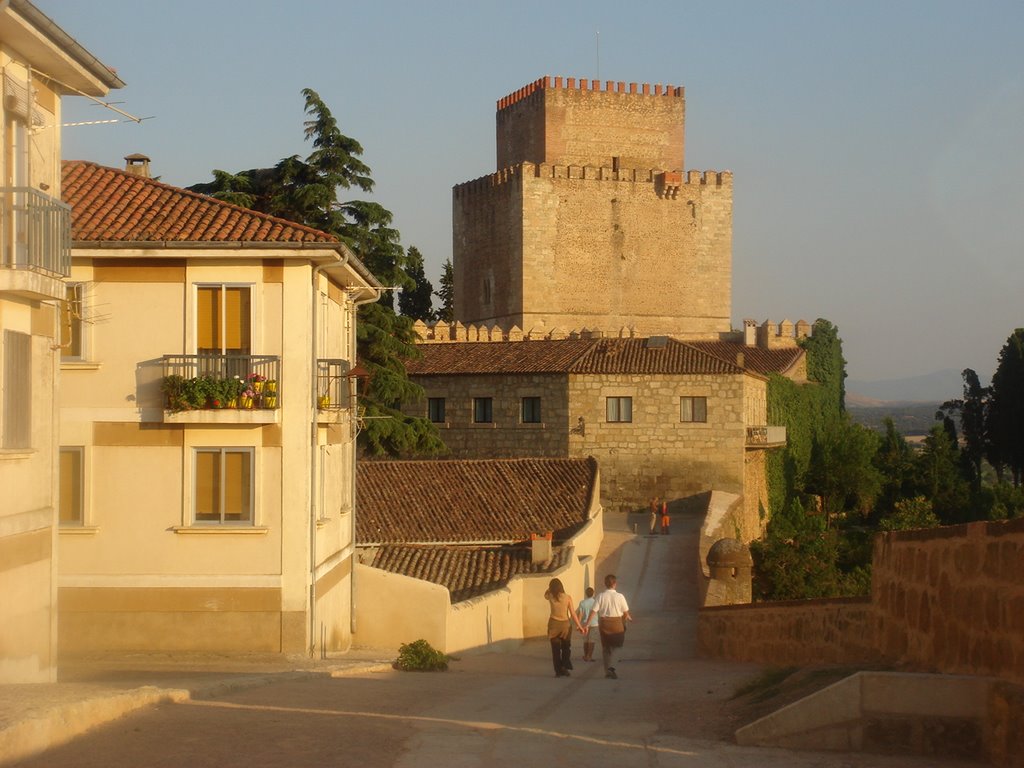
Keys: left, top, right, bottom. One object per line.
{"left": 1, "top": 187, "right": 71, "bottom": 277}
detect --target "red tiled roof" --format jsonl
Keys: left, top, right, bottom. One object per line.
{"left": 356, "top": 457, "right": 597, "bottom": 544}
{"left": 687, "top": 341, "right": 804, "bottom": 376}
{"left": 62, "top": 160, "right": 338, "bottom": 244}
{"left": 407, "top": 337, "right": 745, "bottom": 377}
{"left": 405, "top": 339, "right": 595, "bottom": 375}
{"left": 369, "top": 544, "right": 572, "bottom": 603}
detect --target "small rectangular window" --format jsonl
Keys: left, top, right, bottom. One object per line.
{"left": 521, "top": 397, "right": 541, "bottom": 424}
{"left": 680, "top": 396, "right": 708, "bottom": 423}
{"left": 59, "top": 447, "right": 84, "bottom": 525}
{"left": 194, "top": 447, "right": 254, "bottom": 524}
{"left": 473, "top": 397, "right": 493, "bottom": 424}
{"left": 606, "top": 396, "right": 632, "bottom": 423}
{"left": 2, "top": 330, "right": 32, "bottom": 448}
{"left": 428, "top": 397, "right": 446, "bottom": 423}
{"left": 61, "top": 284, "right": 84, "bottom": 360}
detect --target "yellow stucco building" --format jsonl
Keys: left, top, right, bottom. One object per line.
{"left": 0, "top": 1, "right": 122, "bottom": 683}
{"left": 57, "top": 159, "right": 380, "bottom": 656}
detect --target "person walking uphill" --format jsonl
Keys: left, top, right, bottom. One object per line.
{"left": 585, "top": 574, "right": 633, "bottom": 679}
{"left": 544, "top": 578, "right": 585, "bottom": 677}
{"left": 576, "top": 587, "right": 599, "bottom": 662}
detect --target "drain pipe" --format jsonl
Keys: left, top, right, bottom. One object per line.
{"left": 348, "top": 287, "right": 385, "bottom": 638}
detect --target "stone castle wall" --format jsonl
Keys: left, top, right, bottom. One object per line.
{"left": 698, "top": 518, "right": 1024, "bottom": 687}
{"left": 409, "top": 365, "right": 759, "bottom": 516}
{"left": 454, "top": 164, "right": 732, "bottom": 336}
{"left": 496, "top": 76, "right": 685, "bottom": 170}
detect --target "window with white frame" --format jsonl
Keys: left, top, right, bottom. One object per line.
{"left": 59, "top": 447, "right": 84, "bottom": 525}
{"left": 606, "top": 396, "right": 632, "bottom": 423}
{"left": 196, "top": 284, "right": 252, "bottom": 355}
{"left": 680, "top": 396, "right": 708, "bottom": 423}
{"left": 2, "top": 330, "right": 31, "bottom": 448}
{"left": 61, "top": 283, "right": 85, "bottom": 360}
{"left": 193, "top": 447, "right": 254, "bottom": 524}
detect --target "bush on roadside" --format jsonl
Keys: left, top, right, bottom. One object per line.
{"left": 394, "top": 639, "right": 449, "bottom": 672}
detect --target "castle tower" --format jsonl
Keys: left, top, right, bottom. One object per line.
{"left": 453, "top": 75, "right": 733, "bottom": 339}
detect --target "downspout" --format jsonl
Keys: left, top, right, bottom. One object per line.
{"left": 308, "top": 252, "right": 346, "bottom": 658}
{"left": 348, "top": 286, "right": 384, "bottom": 637}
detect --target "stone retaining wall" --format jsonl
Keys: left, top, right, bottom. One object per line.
{"left": 697, "top": 596, "right": 877, "bottom": 666}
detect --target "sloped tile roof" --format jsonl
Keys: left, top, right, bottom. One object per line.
{"left": 369, "top": 544, "right": 572, "bottom": 603}
{"left": 407, "top": 337, "right": 745, "bottom": 376}
{"left": 405, "top": 339, "right": 595, "bottom": 375}
{"left": 356, "top": 457, "right": 597, "bottom": 544}
{"left": 62, "top": 160, "right": 338, "bottom": 244}
{"left": 687, "top": 341, "right": 804, "bottom": 376}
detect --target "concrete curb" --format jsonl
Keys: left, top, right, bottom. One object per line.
{"left": 0, "top": 663, "right": 392, "bottom": 766}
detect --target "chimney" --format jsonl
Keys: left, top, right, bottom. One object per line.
{"left": 743, "top": 319, "right": 757, "bottom": 346}
{"left": 530, "top": 532, "right": 553, "bottom": 564}
{"left": 736, "top": 352, "right": 745, "bottom": 368}
{"left": 124, "top": 153, "right": 151, "bottom": 178}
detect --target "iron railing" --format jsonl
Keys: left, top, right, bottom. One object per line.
{"left": 316, "top": 358, "right": 353, "bottom": 410}
{"left": 0, "top": 187, "right": 71, "bottom": 276}
{"left": 161, "top": 354, "right": 281, "bottom": 409}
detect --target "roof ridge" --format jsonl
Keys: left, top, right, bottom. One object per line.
{"left": 62, "top": 159, "right": 340, "bottom": 243}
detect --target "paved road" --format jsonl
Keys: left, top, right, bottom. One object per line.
{"left": 12, "top": 514, "right": 973, "bottom": 767}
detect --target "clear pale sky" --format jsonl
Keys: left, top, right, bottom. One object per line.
{"left": 42, "top": 1, "right": 1024, "bottom": 385}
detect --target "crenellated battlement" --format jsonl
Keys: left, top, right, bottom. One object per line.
{"left": 497, "top": 75, "right": 684, "bottom": 112}
{"left": 454, "top": 162, "right": 732, "bottom": 199}
{"left": 412, "top": 320, "right": 638, "bottom": 344}
{"left": 739, "top": 318, "right": 812, "bottom": 349}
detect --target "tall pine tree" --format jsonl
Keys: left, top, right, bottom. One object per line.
{"left": 398, "top": 246, "right": 435, "bottom": 321}
{"left": 189, "top": 89, "right": 443, "bottom": 457}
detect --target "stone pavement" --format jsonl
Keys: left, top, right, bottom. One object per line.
{"left": 0, "top": 510, "right": 983, "bottom": 767}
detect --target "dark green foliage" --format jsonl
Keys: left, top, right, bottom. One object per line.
{"left": 873, "top": 418, "right": 917, "bottom": 519}
{"left": 394, "top": 639, "right": 449, "bottom": 672}
{"left": 189, "top": 89, "right": 443, "bottom": 457}
{"left": 434, "top": 258, "right": 454, "bottom": 323}
{"left": 879, "top": 496, "right": 940, "bottom": 532}
{"left": 987, "top": 329, "right": 1024, "bottom": 485}
{"left": 398, "top": 246, "right": 435, "bottom": 321}
{"left": 916, "top": 425, "right": 971, "bottom": 524}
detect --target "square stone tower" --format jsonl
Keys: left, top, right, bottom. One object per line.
{"left": 453, "top": 76, "right": 732, "bottom": 339}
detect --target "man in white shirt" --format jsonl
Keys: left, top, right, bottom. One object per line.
{"left": 585, "top": 574, "right": 633, "bottom": 679}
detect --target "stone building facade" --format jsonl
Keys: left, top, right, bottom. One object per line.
{"left": 454, "top": 77, "right": 732, "bottom": 339}
{"left": 405, "top": 331, "right": 803, "bottom": 540}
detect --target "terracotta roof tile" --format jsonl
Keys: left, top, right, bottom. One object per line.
{"left": 687, "top": 341, "right": 804, "bottom": 376}
{"left": 369, "top": 544, "right": 572, "bottom": 603}
{"left": 407, "top": 337, "right": 745, "bottom": 376}
{"left": 62, "top": 160, "right": 338, "bottom": 244}
{"left": 356, "top": 457, "right": 597, "bottom": 544}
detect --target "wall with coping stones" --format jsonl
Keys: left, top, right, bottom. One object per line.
{"left": 872, "top": 518, "right": 1024, "bottom": 684}
{"left": 699, "top": 518, "right": 1024, "bottom": 686}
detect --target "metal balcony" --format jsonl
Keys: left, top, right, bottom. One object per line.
{"left": 746, "top": 425, "right": 787, "bottom": 448}
{"left": 0, "top": 187, "right": 71, "bottom": 276}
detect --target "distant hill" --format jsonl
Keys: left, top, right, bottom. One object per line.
{"left": 847, "top": 401, "right": 941, "bottom": 437}
{"left": 846, "top": 368, "right": 972, "bottom": 403}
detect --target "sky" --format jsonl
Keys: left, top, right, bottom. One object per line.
{"left": 42, "top": 1, "right": 1024, "bottom": 387}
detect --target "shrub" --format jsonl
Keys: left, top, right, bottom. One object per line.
{"left": 394, "top": 639, "right": 449, "bottom": 672}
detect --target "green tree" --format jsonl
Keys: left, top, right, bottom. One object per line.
{"left": 434, "top": 258, "right": 454, "bottom": 323}
{"left": 879, "top": 496, "right": 940, "bottom": 532}
{"left": 805, "top": 421, "right": 881, "bottom": 523}
{"left": 189, "top": 89, "right": 443, "bottom": 457}
{"left": 939, "top": 368, "right": 988, "bottom": 492}
{"left": 873, "top": 417, "right": 917, "bottom": 519}
{"left": 398, "top": 246, "right": 435, "bottom": 321}
{"left": 987, "top": 329, "right": 1024, "bottom": 486}
{"left": 916, "top": 425, "right": 971, "bottom": 524}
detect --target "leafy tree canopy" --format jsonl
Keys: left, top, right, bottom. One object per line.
{"left": 189, "top": 89, "right": 443, "bottom": 457}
